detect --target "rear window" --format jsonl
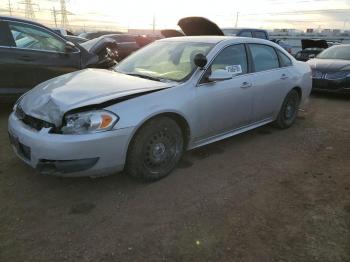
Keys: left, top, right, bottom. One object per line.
{"left": 278, "top": 51, "right": 293, "bottom": 67}
{"left": 253, "top": 31, "right": 268, "bottom": 39}
{"left": 239, "top": 31, "right": 253, "bottom": 38}
{"left": 249, "top": 44, "right": 279, "bottom": 72}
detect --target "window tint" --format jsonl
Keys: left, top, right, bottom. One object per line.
{"left": 249, "top": 44, "right": 279, "bottom": 72}
{"left": 253, "top": 31, "right": 267, "bottom": 39}
{"left": 239, "top": 31, "right": 252, "bottom": 38}
{"left": 278, "top": 51, "right": 292, "bottom": 67}
{"left": 210, "top": 44, "right": 248, "bottom": 76}
{"left": 0, "top": 21, "right": 14, "bottom": 46}
{"left": 9, "top": 22, "right": 65, "bottom": 52}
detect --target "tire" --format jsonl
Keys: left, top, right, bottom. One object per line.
{"left": 274, "top": 89, "right": 300, "bottom": 129}
{"left": 126, "top": 117, "right": 184, "bottom": 182}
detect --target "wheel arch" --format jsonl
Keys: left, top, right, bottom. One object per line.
{"left": 125, "top": 111, "right": 192, "bottom": 159}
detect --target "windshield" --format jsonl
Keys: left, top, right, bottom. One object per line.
{"left": 317, "top": 45, "right": 350, "bottom": 60}
{"left": 115, "top": 41, "right": 214, "bottom": 82}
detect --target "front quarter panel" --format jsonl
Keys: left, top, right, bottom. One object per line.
{"left": 105, "top": 82, "right": 198, "bottom": 147}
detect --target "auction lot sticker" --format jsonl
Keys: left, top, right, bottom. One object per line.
{"left": 226, "top": 65, "right": 242, "bottom": 75}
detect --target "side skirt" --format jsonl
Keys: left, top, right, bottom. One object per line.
{"left": 188, "top": 118, "right": 274, "bottom": 150}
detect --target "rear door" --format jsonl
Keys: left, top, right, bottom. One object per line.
{"left": 3, "top": 20, "right": 81, "bottom": 93}
{"left": 248, "top": 44, "right": 293, "bottom": 121}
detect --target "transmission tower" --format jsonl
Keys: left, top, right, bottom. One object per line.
{"left": 59, "top": 0, "right": 69, "bottom": 27}
{"left": 19, "top": 0, "right": 38, "bottom": 20}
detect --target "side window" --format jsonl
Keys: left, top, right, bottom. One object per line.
{"left": 278, "top": 50, "right": 293, "bottom": 67}
{"left": 249, "top": 44, "right": 279, "bottom": 72}
{"left": 253, "top": 31, "right": 268, "bottom": 39}
{"left": 8, "top": 22, "right": 65, "bottom": 52}
{"left": 210, "top": 44, "right": 248, "bottom": 76}
{"left": 239, "top": 31, "right": 252, "bottom": 38}
{"left": 0, "top": 21, "right": 15, "bottom": 46}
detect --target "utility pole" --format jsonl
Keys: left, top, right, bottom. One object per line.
{"left": 60, "top": 0, "right": 69, "bottom": 28}
{"left": 152, "top": 14, "right": 156, "bottom": 33}
{"left": 52, "top": 6, "right": 58, "bottom": 27}
{"left": 8, "top": 0, "right": 12, "bottom": 16}
{"left": 235, "top": 12, "right": 239, "bottom": 28}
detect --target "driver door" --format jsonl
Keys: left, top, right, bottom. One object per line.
{"left": 5, "top": 20, "right": 81, "bottom": 91}
{"left": 194, "top": 44, "right": 254, "bottom": 141}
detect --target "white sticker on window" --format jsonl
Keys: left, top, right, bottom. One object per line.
{"left": 225, "top": 65, "right": 242, "bottom": 75}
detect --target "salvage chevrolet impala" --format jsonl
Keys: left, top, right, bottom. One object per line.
{"left": 8, "top": 36, "right": 312, "bottom": 181}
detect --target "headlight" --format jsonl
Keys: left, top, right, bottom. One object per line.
{"left": 61, "top": 110, "right": 119, "bottom": 134}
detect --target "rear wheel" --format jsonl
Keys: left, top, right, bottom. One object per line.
{"left": 126, "top": 117, "right": 184, "bottom": 182}
{"left": 274, "top": 89, "right": 300, "bottom": 129}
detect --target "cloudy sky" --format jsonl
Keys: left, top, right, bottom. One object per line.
{"left": 1, "top": 0, "right": 350, "bottom": 31}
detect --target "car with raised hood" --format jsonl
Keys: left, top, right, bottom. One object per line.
{"left": 0, "top": 16, "right": 118, "bottom": 94}
{"left": 307, "top": 44, "right": 350, "bottom": 93}
{"left": 8, "top": 35, "right": 312, "bottom": 181}
{"left": 295, "top": 39, "right": 329, "bottom": 62}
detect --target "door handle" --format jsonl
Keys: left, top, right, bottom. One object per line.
{"left": 280, "top": 74, "right": 289, "bottom": 80}
{"left": 240, "top": 82, "right": 252, "bottom": 89}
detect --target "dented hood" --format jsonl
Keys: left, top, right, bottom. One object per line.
{"left": 177, "top": 17, "right": 224, "bottom": 36}
{"left": 301, "top": 39, "right": 328, "bottom": 50}
{"left": 20, "top": 69, "right": 173, "bottom": 126}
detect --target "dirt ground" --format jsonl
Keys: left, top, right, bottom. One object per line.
{"left": 0, "top": 93, "right": 349, "bottom": 262}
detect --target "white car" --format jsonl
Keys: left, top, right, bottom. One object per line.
{"left": 8, "top": 36, "right": 312, "bottom": 181}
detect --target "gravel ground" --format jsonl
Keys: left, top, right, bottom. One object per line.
{"left": 0, "top": 93, "right": 349, "bottom": 262}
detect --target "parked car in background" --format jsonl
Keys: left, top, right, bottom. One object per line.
{"left": 295, "top": 39, "right": 329, "bottom": 61}
{"left": 222, "top": 28, "right": 269, "bottom": 40}
{"left": 271, "top": 39, "right": 293, "bottom": 54}
{"left": 8, "top": 36, "right": 312, "bottom": 180}
{"left": 64, "top": 35, "right": 88, "bottom": 44}
{"left": 0, "top": 16, "right": 118, "bottom": 94}
{"left": 51, "top": 28, "right": 74, "bottom": 36}
{"left": 307, "top": 44, "right": 350, "bottom": 93}
{"left": 79, "top": 31, "right": 124, "bottom": 40}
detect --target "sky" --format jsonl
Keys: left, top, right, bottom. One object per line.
{"left": 1, "top": 0, "right": 350, "bottom": 31}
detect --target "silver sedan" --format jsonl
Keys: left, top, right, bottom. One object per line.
{"left": 8, "top": 36, "right": 312, "bottom": 181}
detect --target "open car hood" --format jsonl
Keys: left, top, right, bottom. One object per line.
{"left": 161, "top": 29, "right": 185, "bottom": 38}
{"left": 80, "top": 37, "right": 118, "bottom": 68}
{"left": 177, "top": 17, "right": 224, "bottom": 36}
{"left": 80, "top": 36, "right": 117, "bottom": 54}
{"left": 301, "top": 39, "right": 328, "bottom": 50}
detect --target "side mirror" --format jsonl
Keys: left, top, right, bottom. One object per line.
{"left": 194, "top": 53, "right": 207, "bottom": 68}
{"left": 308, "top": 54, "right": 316, "bottom": 59}
{"left": 208, "top": 69, "right": 233, "bottom": 82}
{"left": 65, "top": 41, "right": 76, "bottom": 53}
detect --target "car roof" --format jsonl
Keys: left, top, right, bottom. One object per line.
{"left": 222, "top": 27, "right": 268, "bottom": 31}
{"left": 158, "top": 35, "right": 273, "bottom": 45}
{"left": 0, "top": 16, "right": 46, "bottom": 28}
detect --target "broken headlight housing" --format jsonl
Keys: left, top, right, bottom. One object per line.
{"left": 61, "top": 110, "right": 119, "bottom": 134}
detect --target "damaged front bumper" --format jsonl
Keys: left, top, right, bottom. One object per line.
{"left": 8, "top": 113, "right": 134, "bottom": 177}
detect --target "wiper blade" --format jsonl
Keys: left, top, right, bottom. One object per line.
{"left": 127, "top": 73, "right": 162, "bottom": 82}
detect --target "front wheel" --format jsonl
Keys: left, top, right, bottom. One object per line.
{"left": 126, "top": 117, "right": 184, "bottom": 182}
{"left": 274, "top": 89, "right": 300, "bottom": 129}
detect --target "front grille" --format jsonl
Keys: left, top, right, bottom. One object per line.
{"left": 15, "top": 106, "right": 54, "bottom": 131}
